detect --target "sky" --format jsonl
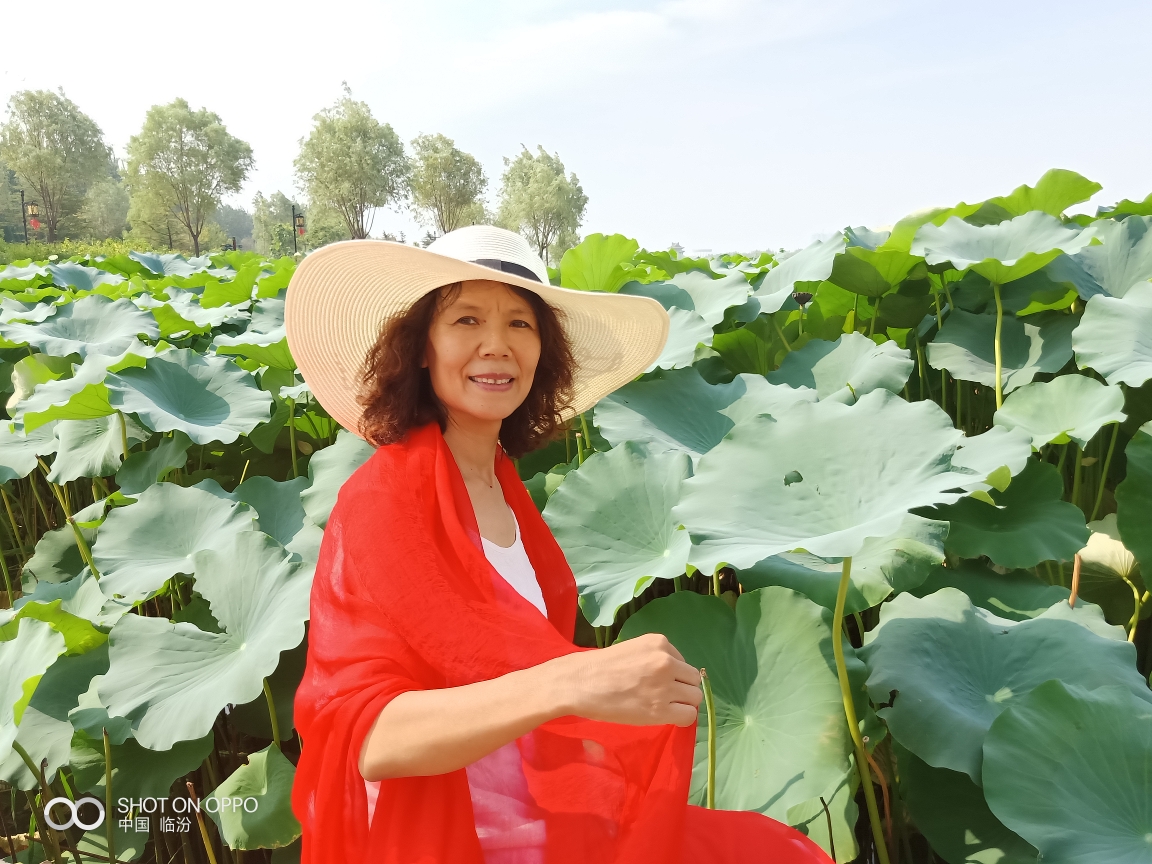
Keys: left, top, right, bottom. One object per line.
{"left": 2, "top": 0, "right": 1150, "bottom": 253}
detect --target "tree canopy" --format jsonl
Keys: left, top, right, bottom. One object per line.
{"left": 409, "top": 133, "right": 487, "bottom": 236}
{"left": 497, "top": 145, "right": 587, "bottom": 263}
{"left": 294, "top": 85, "right": 408, "bottom": 240}
{"left": 125, "top": 98, "right": 253, "bottom": 256}
{"left": 0, "top": 88, "right": 111, "bottom": 241}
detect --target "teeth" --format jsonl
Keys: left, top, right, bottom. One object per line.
{"left": 472, "top": 376, "right": 512, "bottom": 384}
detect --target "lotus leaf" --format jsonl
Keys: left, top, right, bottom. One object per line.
{"left": 229, "top": 475, "right": 323, "bottom": 566}
{"left": 617, "top": 589, "right": 855, "bottom": 822}
{"left": 860, "top": 588, "right": 1149, "bottom": 783}
{"left": 893, "top": 740, "right": 1037, "bottom": 864}
{"left": 47, "top": 262, "right": 126, "bottom": 291}
{"left": 1065, "top": 215, "right": 1152, "bottom": 298}
{"left": 925, "top": 460, "right": 1089, "bottom": 569}
{"left": 0, "top": 596, "right": 106, "bottom": 654}
{"left": 0, "top": 262, "right": 48, "bottom": 282}
{"left": 0, "top": 420, "right": 58, "bottom": 482}
{"left": 0, "top": 705, "right": 72, "bottom": 790}
{"left": 206, "top": 744, "right": 303, "bottom": 850}
{"left": 911, "top": 212, "right": 1096, "bottom": 284}
{"left": 1072, "top": 280, "right": 1152, "bottom": 386}
{"left": 715, "top": 374, "right": 818, "bottom": 425}
{"left": 6, "top": 352, "right": 69, "bottom": 410}
{"left": 93, "top": 481, "right": 258, "bottom": 603}
{"left": 645, "top": 307, "right": 713, "bottom": 371}
{"left": 129, "top": 251, "right": 215, "bottom": 278}
{"left": 0, "top": 298, "right": 56, "bottom": 325}
{"left": 766, "top": 333, "right": 914, "bottom": 403}
{"left": 70, "top": 728, "right": 214, "bottom": 803}
{"left": 300, "top": 429, "right": 375, "bottom": 528}
{"left": 1077, "top": 514, "right": 1148, "bottom": 626}
{"left": 663, "top": 271, "right": 750, "bottom": 327}
{"left": 73, "top": 814, "right": 148, "bottom": 861}
{"left": 558, "top": 233, "right": 640, "bottom": 293}
{"left": 114, "top": 431, "right": 193, "bottom": 495}
{"left": 97, "top": 531, "right": 310, "bottom": 749}
{"left": 0, "top": 295, "right": 157, "bottom": 359}
{"left": 619, "top": 280, "right": 694, "bottom": 312}
{"left": 47, "top": 413, "right": 150, "bottom": 483}
{"left": 785, "top": 768, "right": 860, "bottom": 863}
{"left": 736, "top": 514, "right": 947, "bottom": 614}
{"left": 752, "top": 235, "right": 845, "bottom": 315}
{"left": 107, "top": 348, "right": 274, "bottom": 444}
{"left": 229, "top": 637, "right": 307, "bottom": 742}
{"left": 140, "top": 287, "right": 251, "bottom": 335}
{"left": 927, "top": 309, "right": 1075, "bottom": 392}
{"left": 1116, "top": 422, "right": 1152, "bottom": 569}
{"left": 0, "top": 618, "right": 66, "bottom": 763}
{"left": 15, "top": 570, "right": 131, "bottom": 630}
{"left": 986, "top": 169, "right": 1102, "bottom": 220}
{"left": 673, "top": 390, "right": 1031, "bottom": 573}
{"left": 993, "top": 374, "right": 1126, "bottom": 448}
{"left": 828, "top": 246, "right": 920, "bottom": 298}
{"left": 542, "top": 443, "right": 692, "bottom": 626}
{"left": 915, "top": 561, "right": 1070, "bottom": 622}
{"left": 982, "top": 681, "right": 1152, "bottom": 864}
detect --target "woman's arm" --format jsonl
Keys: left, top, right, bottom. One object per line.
{"left": 358, "top": 633, "right": 702, "bottom": 781}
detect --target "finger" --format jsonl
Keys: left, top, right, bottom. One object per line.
{"left": 655, "top": 637, "right": 685, "bottom": 663}
{"left": 669, "top": 682, "right": 703, "bottom": 707}
{"left": 667, "top": 704, "right": 699, "bottom": 727}
{"left": 670, "top": 660, "right": 701, "bottom": 687}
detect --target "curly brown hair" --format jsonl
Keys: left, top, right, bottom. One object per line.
{"left": 357, "top": 281, "right": 577, "bottom": 457}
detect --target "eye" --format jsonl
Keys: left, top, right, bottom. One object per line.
{"left": 510, "top": 319, "right": 533, "bottom": 328}
{"left": 455, "top": 315, "right": 478, "bottom": 325}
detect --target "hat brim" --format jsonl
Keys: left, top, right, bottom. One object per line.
{"left": 284, "top": 239, "right": 670, "bottom": 439}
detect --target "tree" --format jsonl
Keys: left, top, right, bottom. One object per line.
{"left": 0, "top": 89, "right": 111, "bottom": 241}
{"left": 252, "top": 191, "right": 297, "bottom": 256}
{"left": 78, "top": 177, "right": 130, "bottom": 239}
{"left": 125, "top": 98, "right": 254, "bottom": 256}
{"left": 213, "top": 203, "right": 254, "bottom": 249}
{"left": 409, "top": 133, "right": 487, "bottom": 236}
{"left": 126, "top": 179, "right": 185, "bottom": 251}
{"left": 496, "top": 145, "right": 587, "bottom": 264}
{"left": 294, "top": 84, "right": 408, "bottom": 240}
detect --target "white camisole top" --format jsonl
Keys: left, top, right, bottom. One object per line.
{"left": 364, "top": 511, "right": 548, "bottom": 862}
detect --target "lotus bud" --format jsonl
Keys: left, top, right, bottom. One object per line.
{"left": 792, "top": 291, "right": 813, "bottom": 306}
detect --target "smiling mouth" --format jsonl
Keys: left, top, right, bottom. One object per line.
{"left": 469, "top": 375, "right": 514, "bottom": 385}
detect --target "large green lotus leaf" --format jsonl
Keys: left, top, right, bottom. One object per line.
{"left": 14, "top": 570, "right": 132, "bottom": 630}
{"left": 228, "top": 475, "right": 323, "bottom": 566}
{"left": 229, "top": 636, "right": 307, "bottom": 742}
{"left": 983, "top": 681, "right": 1152, "bottom": 864}
{"left": 97, "top": 531, "right": 310, "bottom": 749}
{"left": 69, "top": 654, "right": 134, "bottom": 746}
{"left": 129, "top": 251, "right": 215, "bottom": 277}
{"left": 300, "top": 430, "right": 375, "bottom": 528}
{"left": 0, "top": 420, "right": 58, "bottom": 482}
{"left": 925, "top": 460, "right": 1088, "bottom": 569}
{"left": 542, "top": 443, "right": 692, "bottom": 626}
{"left": 993, "top": 374, "right": 1126, "bottom": 448}
{"left": 6, "top": 351, "right": 69, "bottom": 409}
{"left": 594, "top": 367, "right": 748, "bottom": 463}
{"left": 0, "top": 596, "right": 107, "bottom": 655}
{"left": 987, "top": 169, "right": 1102, "bottom": 219}
{"left": 860, "top": 588, "right": 1149, "bottom": 783}
{"left": 23, "top": 521, "right": 97, "bottom": 588}
{"left": 107, "top": 348, "right": 274, "bottom": 444}
{"left": 1065, "top": 215, "right": 1152, "bottom": 299}
{"left": 785, "top": 767, "right": 860, "bottom": 863}
{"left": 673, "top": 390, "right": 1032, "bottom": 572}
{"left": 911, "top": 212, "right": 1096, "bottom": 284}
{"left": 0, "top": 298, "right": 56, "bottom": 324}
{"left": 1072, "top": 280, "right": 1152, "bottom": 386}
{"left": 0, "top": 705, "right": 72, "bottom": 790}
{"left": 752, "top": 235, "right": 845, "bottom": 314}
{"left": 46, "top": 413, "right": 150, "bottom": 483}
{"left": 0, "top": 618, "right": 66, "bottom": 764}
{"left": 893, "top": 740, "right": 1036, "bottom": 864}
{"left": 114, "top": 431, "right": 193, "bottom": 495}
{"left": 664, "top": 270, "right": 750, "bottom": 327}
{"left": 558, "top": 233, "right": 640, "bottom": 294}
{"left": 1098, "top": 191, "right": 1152, "bottom": 219}
{"left": 207, "top": 743, "right": 302, "bottom": 850}
{"left": 73, "top": 810, "right": 149, "bottom": 862}
{"left": 617, "top": 589, "right": 854, "bottom": 821}
{"left": 828, "top": 246, "right": 920, "bottom": 297}
{"left": 93, "top": 481, "right": 258, "bottom": 603}
{"left": 0, "top": 262, "right": 49, "bottom": 282}
{"left": 213, "top": 326, "right": 295, "bottom": 371}
{"left": 47, "top": 262, "right": 126, "bottom": 291}
{"left": 139, "top": 288, "right": 251, "bottom": 338}
{"left": 927, "top": 309, "right": 1075, "bottom": 392}
{"left": 914, "top": 561, "right": 1071, "bottom": 622}
{"left": 69, "top": 727, "right": 214, "bottom": 803}
{"left": 1077, "top": 514, "right": 1148, "bottom": 626}
{"left": 766, "top": 333, "right": 914, "bottom": 403}
{"left": 645, "top": 307, "right": 713, "bottom": 372}
{"left": 736, "top": 514, "right": 947, "bottom": 614}
{"left": 0, "top": 295, "right": 157, "bottom": 359}
{"left": 715, "top": 374, "right": 818, "bottom": 425}
{"left": 1116, "top": 422, "right": 1152, "bottom": 570}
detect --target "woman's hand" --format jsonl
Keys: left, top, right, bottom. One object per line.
{"left": 554, "top": 633, "right": 702, "bottom": 727}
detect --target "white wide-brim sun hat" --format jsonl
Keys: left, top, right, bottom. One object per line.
{"left": 284, "top": 225, "right": 670, "bottom": 439}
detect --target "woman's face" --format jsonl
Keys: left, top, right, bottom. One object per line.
{"left": 422, "top": 279, "right": 541, "bottom": 425}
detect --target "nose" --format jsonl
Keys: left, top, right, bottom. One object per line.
{"left": 477, "top": 320, "right": 512, "bottom": 357}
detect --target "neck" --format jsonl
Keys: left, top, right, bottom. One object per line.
{"left": 441, "top": 411, "right": 502, "bottom": 488}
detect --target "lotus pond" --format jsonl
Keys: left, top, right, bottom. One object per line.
{"left": 0, "top": 168, "right": 1151, "bottom": 864}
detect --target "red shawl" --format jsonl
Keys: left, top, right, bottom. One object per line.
{"left": 291, "top": 421, "right": 830, "bottom": 863}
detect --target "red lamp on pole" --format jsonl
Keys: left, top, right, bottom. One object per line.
{"left": 25, "top": 200, "right": 41, "bottom": 232}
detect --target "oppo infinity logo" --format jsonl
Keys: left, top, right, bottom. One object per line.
{"left": 43, "top": 796, "right": 106, "bottom": 831}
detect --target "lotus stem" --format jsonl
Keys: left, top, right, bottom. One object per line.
{"left": 1120, "top": 576, "right": 1146, "bottom": 642}
{"left": 956, "top": 379, "right": 963, "bottom": 431}
{"left": 863, "top": 742, "right": 893, "bottom": 852}
{"left": 104, "top": 727, "right": 115, "bottom": 864}
{"left": 868, "top": 296, "right": 883, "bottom": 339}
{"left": 0, "top": 532, "right": 13, "bottom": 608}
{"left": 185, "top": 780, "right": 220, "bottom": 864}
{"left": 1070, "top": 446, "right": 1084, "bottom": 510}
{"left": 263, "top": 678, "right": 281, "bottom": 750}
{"left": 673, "top": 575, "right": 683, "bottom": 592}
{"left": 116, "top": 410, "right": 130, "bottom": 466}
{"left": 992, "top": 283, "right": 1004, "bottom": 408}
{"left": 575, "top": 432, "right": 584, "bottom": 465}
{"left": 286, "top": 397, "right": 299, "bottom": 479}
{"left": 38, "top": 459, "right": 100, "bottom": 580}
{"left": 1069, "top": 554, "right": 1082, "bottom": 608}
{"left": 915, "top": 342, "right": 928, "bottom": 401}
{"left": 29, "top": 472, "right": 53, "bottom": 529}
{"left": 700, "top": 668, "right": 716, "bottom": 810}
{"left": 832, "top": 557, "right": 891, "bottom": 864}
{"left": 770, "top": 314, "right": 793, "bottom": 352}
{"left": 1, "top": 486, "right": 28, "bottom": 563}
{"left": 580, "top": 413, "right": 593, "bottom": 453}
{"left": 1090, "top": 423, "right": 1120, "bottom": 522}
{"left": 819, "top": 797, "right": 836, "bottom": 861}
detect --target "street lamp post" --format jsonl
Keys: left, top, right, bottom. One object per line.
{"left": 25, "top": 199, "right": 40, "bottom": 237}
{"left": 291, "top": 206, "right": 306, "bottom": 254}
{"left": 19, "top": 191, "right": 26, "bottom": 244}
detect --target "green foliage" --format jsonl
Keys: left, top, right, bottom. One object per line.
{"left": 496, "top": 145, "right": 587, "bottom": 264}
{"left": 408, "top": 133, "right": 487, "bottom": 235}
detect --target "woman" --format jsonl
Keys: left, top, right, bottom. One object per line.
{"left": 285, "top": 226, "right": 830, "bottom": 863}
